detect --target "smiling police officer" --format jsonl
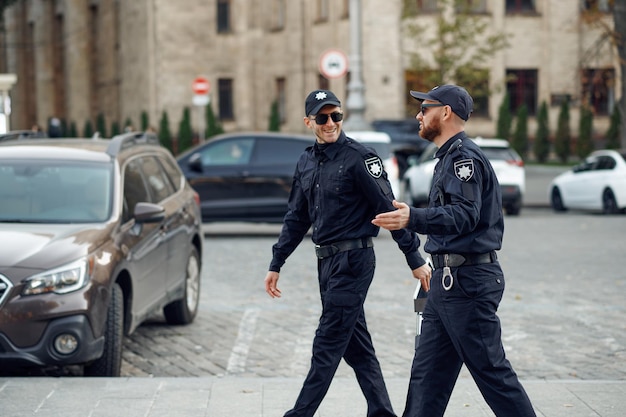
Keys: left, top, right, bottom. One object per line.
{"left": 372, "top": 85, "right": 537, "bottom": 417}
{"left": 264, "top": 90, "right": 432, "bottom": 417}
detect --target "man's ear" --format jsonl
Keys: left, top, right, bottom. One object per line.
{"left": 303, "top": 116, "right": 312, "bottom": 129}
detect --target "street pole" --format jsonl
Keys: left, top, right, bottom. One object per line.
{"left": 342, "top": 0, "right": 371, "bottom": 131}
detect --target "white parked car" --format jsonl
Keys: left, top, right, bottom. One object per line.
{"left": 346, "top": 131, "right": 401, "bottom": 198}
{"left": 402, "top": 137, "right": 526, "bottom": 215}
{"left": 548, "top": 149, "right": 626, "bottom": 214}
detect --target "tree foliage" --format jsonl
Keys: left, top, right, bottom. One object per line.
{"left": 403, "top": 0, "right": 510, "bottom": 93}
{"left": 159, "top": 111, "right": 173, "bottom": 152}
{"left": 554, "top": 101, "right": 571, "bottom": 164}
{"left": 83, "top": 119, "right": 94, "bottom": 138}
{"left": 205, "top": 101, "right": 224, "bottom": 139}
{"left": 533, "top": 101, "right": 551, "bottom": 163}
{"left": 268, "top": 100, "right": 281, "bottom": 132}
{"left": 512, "top": 104, "right": 529, "bottom": 159}
{"left": 577, "top": 105, "right": 594, "bottom": 159}
{"left": 496, "top": 93, "right": 512, "bottom": 140}
{"left": 96, "top": 113, "right": 107, "bottom": 138}
{"left": 605, "top": 103, "right": 621, "bottom": 149}
{"left": 177, "top": 107, "right": 193, "bottom": 154}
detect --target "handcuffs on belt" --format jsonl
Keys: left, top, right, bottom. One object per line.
{"left": 442, "top": 254, "right": 454, "bottom": 291}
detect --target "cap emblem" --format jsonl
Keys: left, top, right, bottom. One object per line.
{"left": 315, "top": 91, "right": 328, "bottom": 100}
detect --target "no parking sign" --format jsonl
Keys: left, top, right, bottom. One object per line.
{"left": 319, "top": 49, "right": 348, "bottom": 79}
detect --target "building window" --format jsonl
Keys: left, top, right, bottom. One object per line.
{"left": 217, "top": 0, "right": 231, "bottom": 33}
{"left": 272, "top": 0, "right": 286, "bottom": 30}
{"left": 218, "top": 78, "right": 234, "bottom": 120}
{"left": 276, "top": 78, "right": 286, "bottom": 124}
{"left": 581, "top": 0, "right": 614, "bottom": 12}
{"left": 417, "top": 0, "right": 439, "bottom": 13}
{"left": 456, "top": 68, "right": 489, "bottom": 117}
{"left": 581, "top": 68, "right": 614, "bottom": 115}
{"left": 505, "top": 0, "right": 535, "bottom": 13}
{"left": 341, "top": 0, "right": 350, "bottom": 19}
{"left": 455, "top": 0, "right": 488, "bottom": 13}
{"left": 506, "top": 69, "right": 537, "bottom": 115}
{"left": 316, "top": 0, "right": 329, "bottom": 22}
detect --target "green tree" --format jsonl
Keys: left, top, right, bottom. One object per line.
{"left": 496, "top": 93, "right": 513, "bottom": 140}
{"left": 403, "top": 0, "right": 510, "bottom": 94}
{"left": 158, "top": 111, "right": 173, "bottom": 152}
{"left": 577, "top": 105, "right": 594, "bottom": 159}
{"left": 605, "top": 103, "right": 621, "bottom": 149}
{"left": 512, "top": 104, "right": 529, "bottom": 159}
{"left": 124, "top": 117, "right": 134, "bottom": 132}
{"left": 554, "top": 101, "right": 571, "bottom": 164}
{"left": 96, "top": 113, "right": 107, "bottom": 137}
{"left": 83, "top": 120, "right": 94, "bottom": 138}
{"left": 268, "top": 100, "right": 281, "bottom": 132}
{"left": 177, "top": 107, "right": 193, "bottom": 154}
{"left": 140, "top": 111, "right": 149, "bottom": 131}
{"left": 533, "top": 101, "right": 551, "bottom": 163}
{"left": 110, "top": 121, "right": 121, "bottom": 137}
{"left": 69, "top": 121, "right": 78, "bottom": 137}
{"left": 205, "top": 101, "right": 224, "bottom": 139}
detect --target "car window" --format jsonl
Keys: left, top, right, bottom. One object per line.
{"left": 140, "top": 156, "right": 175, "bottom": 202}
{"left": 361, "top": 142, "right": 391, "bottom": 159}
{"left": 200, "top": 138, "right": 255, "bottom": 166}
{"left": 123, "top": 160, "right": 150, "bottom": 221}
{"left": 252, "top": 138, "right": 309, "bottom": 165}
{"left": 419, "top": 144, "right": 438, "bottom": 163}
{"left": 595, "top": 156, "right": 616, "bottom": 170}
{"left": 481, "top": 146, "right": 519, "bottom": 161}
{"left": 0, "top": 161, "right": 112, "bottom": 223}
{"left": 158, "top": 153, "right": 183, "bottom": 191}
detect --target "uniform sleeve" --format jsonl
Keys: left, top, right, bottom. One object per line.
{"left": 269, "top": 162, "right": 312, "bottom": 272}
{"left": 355, "top": 153, "right": 426, "bottom": 270}
{"left": 408, "top": 155, "right": 484, "bottom": 236}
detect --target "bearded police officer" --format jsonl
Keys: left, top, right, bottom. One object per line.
{"left": 264, "top": 90, "right": 432, "bottom": 417}
{"left": 372, "top": 85, "right": 536, "bottom": 417}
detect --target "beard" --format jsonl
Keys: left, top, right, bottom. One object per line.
{"left": 419, "top": 117, "right": 442, "bottom": 142}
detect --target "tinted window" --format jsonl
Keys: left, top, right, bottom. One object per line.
{"left": 158, "top": 154, "right": 183, "bottom": 191}
{"left": 124, "top": 160, "right": 150, "bottom": 221}
{"left": 142, "top": 156, "right": 175, "bottom": 202}
{"left": 253, "top": 138, "right": 309, "bottom": 165}
{"left": 596, "top": 156, "right": 616, "bottom": 170}
{"left": 200, "top": 138, "right": 254, "bottom": 166}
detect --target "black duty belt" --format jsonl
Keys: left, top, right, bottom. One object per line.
{"left": 315, "top": 237, "right": 373, "bottom": 259}
{"left": 431, "top": 252, "right": 497, "bottom": 269}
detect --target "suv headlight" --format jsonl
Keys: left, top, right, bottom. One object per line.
{"left": 22, "top": 258, "right": 91, "bottom": 295}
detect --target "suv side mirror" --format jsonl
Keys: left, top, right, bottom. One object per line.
{"left": 134, "top": 202, "right": 165, "bottom": 223}
{"left": 188, "top": 153, "right": 203, "bottom": 173}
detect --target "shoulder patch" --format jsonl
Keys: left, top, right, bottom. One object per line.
{"left": 365, "top": 156, "right": 383, "bottom": 178}
{"left": 454, "top": 159, "right": 474, "bottom": 182}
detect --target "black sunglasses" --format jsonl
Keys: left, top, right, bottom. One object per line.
{"left": 312, "top": 112, "right": 344, "bottom": 125}
{"left": 420, "top": 103, "right": 445, "bottom": 115}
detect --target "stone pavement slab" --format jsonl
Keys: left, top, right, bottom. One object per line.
{"left": 1, "top": 376, "right": 624, "bottom": 417}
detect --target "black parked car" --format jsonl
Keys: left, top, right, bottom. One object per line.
{"left": 372, "top": 119, "right": 429, "bottom": 177}
{"left": 177, "top": 132, "right": 314, "bottom": 223}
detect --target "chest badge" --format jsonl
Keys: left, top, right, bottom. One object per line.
{"left": 454, "top": 159, "right": 474, "bottom": 181}
{"left": 365, "top": 156, "right": 383, "bottom": 178}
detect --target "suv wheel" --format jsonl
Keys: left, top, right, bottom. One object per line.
{"left": 164, "top": 247, "right": 200, "bottom": 325}
{"left": 84, "top": 283, "right": 123, "bottom": 376}
{"left": 602, "top": 189, "right": 619, "bottom": 214}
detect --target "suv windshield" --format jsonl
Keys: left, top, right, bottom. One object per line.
{"left": 0, "top": 161, "right": 112, "bottom": 223}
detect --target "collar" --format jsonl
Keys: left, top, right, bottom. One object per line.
{"left": 435, "top": 132, "right": 466, "bottom": 159}
{"left": 314, "top": 131, "right": 347, "bottom": 160}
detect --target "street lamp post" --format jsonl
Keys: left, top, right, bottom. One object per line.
{"left": 342, "top": 0, "right": 371, "bottom": 131}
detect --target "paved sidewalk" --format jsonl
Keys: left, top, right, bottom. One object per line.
{"left": 1, "top": 375, "right": 624, "bottom": 416}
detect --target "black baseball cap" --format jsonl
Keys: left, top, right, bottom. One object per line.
{"left": 305, "top": 90, "right": 341, "bottom": 116}
{"left": 410, "top": 84, "right": 474, "bottom": 121}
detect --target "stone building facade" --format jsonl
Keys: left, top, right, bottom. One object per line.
{"left": 1, "top": 0, "right": 620, "bottom": 142}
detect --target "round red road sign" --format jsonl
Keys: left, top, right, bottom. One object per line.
{"left": 192, "top": 77, "right": 210, "bottom": 95}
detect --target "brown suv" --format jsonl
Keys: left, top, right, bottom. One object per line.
{"left": 0, "top": 132, "right": 203, "bottom": 376}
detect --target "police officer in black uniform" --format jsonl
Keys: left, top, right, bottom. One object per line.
{"left": 372, "top": 85, "right": 536, "bottom": 417}
{"left": 264, "top": 90, "right": 432, "bottom": 417}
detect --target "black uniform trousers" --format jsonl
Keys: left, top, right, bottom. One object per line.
{"left": 285, "top": 247, "right": 396, "bottom": 417}
{"left": 402, "top": 262, "right": 536, "bottom": 417}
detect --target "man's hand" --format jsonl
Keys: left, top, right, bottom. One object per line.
{"left": 264, "top": 271, "right": 282, "bottom": 298}
{"left": 411, "top": 263, "right": 432, "bottom": 292}
{"left": 371, "top": 200, "right": 411, "bottom": 230}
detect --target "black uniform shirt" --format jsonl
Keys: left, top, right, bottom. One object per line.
{"left": 408, "top": 132, "right": 504, "bottom": 255}
{"left": 269, "top": 131, "right": 424, "bottom": 272}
